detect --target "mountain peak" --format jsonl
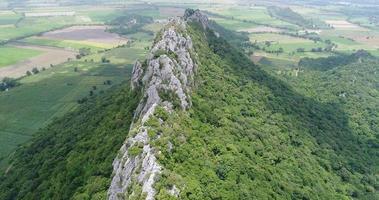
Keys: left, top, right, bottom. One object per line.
{"left": 183, "top": 8, "right": 209, "bottom": 29}
{"left": 109, "top": 11, "right": 198, "bottom": 200}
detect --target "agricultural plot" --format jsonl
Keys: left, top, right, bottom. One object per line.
{"left": 31, "top": 25, "right": 128, "bottom": 49}
{"left": 207, "top": 6, "right": 300, "bottom": 30}
{"left": 250, "top": 33, "right": 327, "bottom": 53}
{"left": 0, "top": 28, "right": 150, "bottom": 160}
{"left": 0, "top": 11, "right": 21, "bottom": 26}
{"left": 210, "top": 17, "right": 258, "bottom": 30}
{"left": 320, "top": 24, "right": 379, "bottom": 54}
{"left": 253, "top": 51, "right": 333, "bottom": 63}
{"left": 0, "top": 16, "right": 90, "bottom": 42}
{"left": 0, "top": 61, "right": 131, "bottom": 159}
{"left": 0, "top": 43, "right": 76, "bottom": 79}
{"left": 238, "top": 26, "right": 284, "bottom": 33}
{"left": 0, "top": 5, "right": 129, "bottom": 43}
{"left": 325, "top": 20, "right": 366, "bottom": 30}
{"left": 0, "top": 46, "right": 42, "bottom": 68}
{"left": 348, "top": 17, "right": 378, "bottom": 29}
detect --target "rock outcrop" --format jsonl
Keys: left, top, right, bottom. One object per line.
{"left": 108, "top": 9, "right": 208, "bottom": 200}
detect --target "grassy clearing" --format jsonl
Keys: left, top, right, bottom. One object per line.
{"left": 0, "top": 46, "right": 42, "bottom": 67}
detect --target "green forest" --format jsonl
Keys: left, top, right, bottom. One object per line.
{"left": 0, "top": 9, "right": 378, "bottom": 200}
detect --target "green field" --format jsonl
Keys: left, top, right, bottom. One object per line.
{"left": 0, "top": 12, "right": 21, "bottom": 25}
{"left": 0, "top": 16, "right": 86, "bottom": 42}
{"left": 0, "top": 46, "right": 42, "bottom": 67}
{"left": 208, "top": 6, "right": 300, "bottom": 30}
{"left": 211, "top": 17, "right": 258, "bottom": 30}
{"left": 22, "top": 37, "right": 107, "bottom": 51}
{"left": 0, "top": 35, "right": 149, "bottom": 162}
{"left": 250, "top": 33, "right": 327, "bottom": 52}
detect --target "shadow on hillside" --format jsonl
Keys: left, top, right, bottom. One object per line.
{"left": 209, "top": 30, "right": 378, "bottom": 179}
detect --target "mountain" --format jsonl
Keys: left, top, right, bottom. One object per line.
{"left": 1, "top": 9, "right": 378, "bottom": 200}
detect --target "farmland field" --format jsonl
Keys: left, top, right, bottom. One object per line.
{"left": 0, "top": 27, "right": 150, "bottom": 165}
{"left": 40, "top": 25, "right": 128, "bottom": 48}
{"left": 0, "top": 46, "right": 42, "bottom": 68}
{"left": 250, "top": 33, "right": 327, "bottom": 53}
{"left": 22, "top": 25, "right": 128, "bottom": 50}
{"left": 0, "top": 43, "right": 77, "bottom": 79}
{"left": 0, "top": 4, "right": 156, "bottom": 160}
{"left": 208, "top": 6, "right": 300, "bottom": 30}
{"left": 0, "top": 61, "right": 131, "bottom": 158}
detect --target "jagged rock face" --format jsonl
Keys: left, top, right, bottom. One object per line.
{"left": 184, "top": 9, "right": 209, "bottom": 29}
{"left": 108, "top": 12, "right": 202, "bottom": 200}
{"left": 131, "top": 61, "right": 143, "bottom": 90}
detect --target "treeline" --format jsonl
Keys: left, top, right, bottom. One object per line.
{"left": 0, "top": 77, "right": 19, "bottom": 91}
{"left": 299, "top": 50, "right": 373, "bottom": 70}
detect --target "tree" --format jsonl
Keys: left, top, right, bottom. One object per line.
{"left": 26, "top": 71, "right": 32, "bottom": 76}
{"left": 101, "top": 57, "right": 110, "bottom": 63}
{"left": 0, "top": 77, "right": 19, "bottom": 91}
{"left": 296, "top": 48, "right": 305, "bottom": 53}
{"left": 32, "top": 67, "right": 39, "bottom": 74}
{"left": 79, "top": 48, "right": 91, "bottom": 57}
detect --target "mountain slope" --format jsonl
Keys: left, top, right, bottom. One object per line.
{"left": 0, "top": 9, "right": 377, "bottom": 200}
{"left": 0, "top": 85, "right": 141, "bottom": 199}
{"left": 147, "top": 16, "right": 378, "bottom": 199}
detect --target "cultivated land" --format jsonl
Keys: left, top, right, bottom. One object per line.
{"left": 0, "top": 46, "right": 42, "bottom": 68}
{"left": 0, "top": 25, "right": 130, "bottom": 79}
{"left": 0, "top": 4, "right": 152, "bottom": 164}
{"left": 0, "top": 43, "right": 77, "bottom": 79}
{"left": 0, "top": 41, "right": 148, "bottom": 162}
{"left": 39, "top": 25, "right": 128, "bottom": 48}
{"left": 1, "top": 0, "right": 379, "bottom": 182}
{"left": 250, "top": 33, "right": 327, "bottom": 52}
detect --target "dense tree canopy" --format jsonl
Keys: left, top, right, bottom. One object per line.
{"left": 0, "top": 18, "right": 377, "bottom": 200}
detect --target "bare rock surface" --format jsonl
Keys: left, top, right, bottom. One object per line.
{"left": 108, "top": 9, "right": 208, "bottom": 200}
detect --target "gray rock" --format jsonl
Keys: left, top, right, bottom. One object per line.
{"left": 108, "top": 15, "right": 199, "bottom": 200}
{"left": 183, "top": 9, "right": 209, "bottom": 29}
{"left": 131, "top": 60, "right": 143, "bottom": 90}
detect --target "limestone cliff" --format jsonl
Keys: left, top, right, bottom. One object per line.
{"left": 108, "top": 9, "right": 208, "bottom": 200}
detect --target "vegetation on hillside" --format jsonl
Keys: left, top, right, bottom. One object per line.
{"left": 0, "top": 84, "right": 141, "bottom": 199}
{"left": 150, "top": 22, "right": 378, "bottom": 199}
{"left": 0, "top": 9, "right": 378, "bottom": 200}
{"left": 299, "top": 50, "right": 373, "bottom": 71}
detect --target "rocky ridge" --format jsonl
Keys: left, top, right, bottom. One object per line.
{"left": 108, "top": 9, "right": 208, "bottom": 200}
